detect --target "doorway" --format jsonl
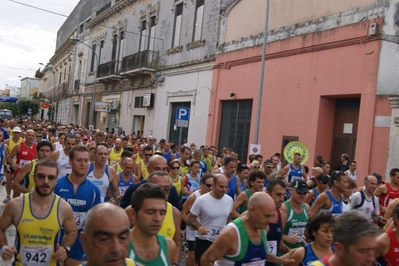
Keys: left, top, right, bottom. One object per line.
{"left": 218, "top": 100, "right": 253, "bottom": 163}
{"left": 330, "top": 98, "right": 360, "bottom": 170}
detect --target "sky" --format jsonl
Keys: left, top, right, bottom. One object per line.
{"left": 0, "top": 0, "right": 80, "bottom": 92}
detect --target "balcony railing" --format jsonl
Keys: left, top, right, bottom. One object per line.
{"left": 121, "top": 50, "right": 159, "bottom": 73}
{"left": 97, "top": 60, "right": 120, "bottom": 78}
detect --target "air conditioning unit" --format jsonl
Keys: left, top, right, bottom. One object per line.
{"left": 111, "top": 100, "right": 119, "bottom": 110}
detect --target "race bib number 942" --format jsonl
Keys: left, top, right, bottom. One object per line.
{"left": 20, "top": 245, "right": 52, "bottom": 266}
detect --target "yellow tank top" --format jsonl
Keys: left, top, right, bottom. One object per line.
{"left": 135, "top": 155, "right": 142, "bottom": 164}
{"left": 26, "top": 160, "right": 37, "bottom": 191}
{"left": 141, "top": 161, "right": 149, "bottom": 179}
{"left": 201, "top": 155, "right": 213, "bottom": 173}
{"left": 169, "top": 175, "right": 182, "bottom": 196}
{"left": 8, "top": 137, "right": 23, "bottom": 163}
{"left": 109, "top": 148, "right": 122, "bottom": 165}
{"left": 15, "top": 194, "right": 61, "bottom": 266}
{"left": 158, "top": 202, "right": 175, "bottom": 239}
{"left": 116, "top": 162, "right": 123, "bottom": 174}
{"left": 179, "top": 165, "right": 190, "bottom": 176}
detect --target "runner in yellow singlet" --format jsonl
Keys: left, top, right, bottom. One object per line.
{"left": 3, "top": 126, "right": 23, "bottom": 203}
{"left": 0, "top": 158, "right": 77, "bottom": 265}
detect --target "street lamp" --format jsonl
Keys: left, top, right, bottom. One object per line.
{"left": 18, "top": 76, "right": 31, "bottom": 99}
{"left": 70, "top": 37, "right": 98, "bottom": 129}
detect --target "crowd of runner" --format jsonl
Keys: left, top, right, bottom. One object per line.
{"left": 0, "top": 118, "right": 396, "bottom": 265}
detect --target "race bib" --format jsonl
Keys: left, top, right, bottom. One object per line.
{"left": 288, "top": 227, "right": 305, "bottom": 243}
{"left": 73, "top": 212, "right": 86, "bottom": 230}
{"left": 119, "top": 186, "right": 128, "bottom": 196}
{"left": 207, "top": 225, "right": 224, "bottom": 242}
{"left": 19, "top": 159, "right": 30, "bottom": 169}
{"left": 267, "top": 240, "right": 278, "bottom": 255}
{"left": 242, "top": 260, "right": 266, "bottom": 266}
{"left": 20, "top": 245, "right": 52, "bottom": 266}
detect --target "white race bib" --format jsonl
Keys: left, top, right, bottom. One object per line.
{"left": 19, "top": 159, "right": 30, "bottom": 169}
{"left": 267, "top": 240, "right": 278, "bottom": 255}
{"left": 20, "top": 245, "right": 52, "bottom": 265}
{"left": 73, "top": 211, "right": 86, "bottom": 230}
{"left": 207, "top": 225, "right": 224, "bottom": 242}
{"left": 288, "top": 227, "right": 305, "bottom": 243}
{"left": 119, "top": 186, "right": 129, "bottom": 196}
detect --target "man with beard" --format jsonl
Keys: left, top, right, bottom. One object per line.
{"left": 109, "top": 138, "right": 123, "bottom": 165}
{"left": 50, "top": 134, "right": 77, "bottom": 179}
{"left": 54, "top": 146, "right": 101, "bottom": 266}
{"left": 266, "top": 178, "right": 290, "bottom": 265}
{"left": 0, "top": 158, "right": 77, "bottom": 265}
{"left": 80, "top": 203, "right": 138, "bottom": 266}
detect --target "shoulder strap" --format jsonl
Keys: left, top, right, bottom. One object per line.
{"left": 354, "top": 190, "right": 365, "bottom": 209}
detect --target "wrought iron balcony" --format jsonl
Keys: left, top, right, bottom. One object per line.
{"left": 121, "top": 50, "right": 159, "bottom": 76}
{"left": 97, "top": 60, "right": 120, "bottom": 79}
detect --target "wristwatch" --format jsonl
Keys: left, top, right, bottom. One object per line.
{"left": 63, "top": 246, "right": 71, "bottom": 257}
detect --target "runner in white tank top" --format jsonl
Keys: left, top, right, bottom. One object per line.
{"left": 86, "top": 162, "right": 110, "bottom": 203}
{"left": 56, "top": 149, "right": 71, "bottom": 179}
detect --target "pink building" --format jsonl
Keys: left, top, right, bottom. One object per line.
{"left": 206, "top": 0, "right": 395, "bottom": 179}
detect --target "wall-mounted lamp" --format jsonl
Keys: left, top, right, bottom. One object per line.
{"left": 230, "top": 92, "right": 236, "bottom": 97}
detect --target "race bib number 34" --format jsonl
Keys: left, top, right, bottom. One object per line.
{"left": 20, "top": 245, "right": 52, "bottom": 266}
{"left": 208, "top": 225, "right": 224, "bottom": 242}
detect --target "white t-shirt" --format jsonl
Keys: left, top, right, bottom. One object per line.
{"left": 349, "top": 190, "right": 379, "bottom": 221}
{"left": 190, "top": 192, "right": 233, "bottom": 242}
{"left": 345, "top": 170, "right": 358, "bottom": 183}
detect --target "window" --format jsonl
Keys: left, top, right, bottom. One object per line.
{"left": 79, "top": 23, "right": 84, "bottom": 34}
{"left": 172, "top": 3, "right": 183, "bottom": 47}
{"left": 118, "top": 31, "right": 125, "bottom": 71}
{"left": 134, "top": 96, "right": 145, "bottom": 108}
{"left": 111, "top": 34, "right": 118, "bottom": 60}
{"left": 139, "top": 20, "right": 147, "bottom": 52}
{"left": 98, "top": 40, "right": 104, "bottom": 65}
{"left": 193, "top": 0, "right": 204, "bottom": 42}
{"left": 90, "top": 44, "right": 97, "bottom": 72}
{"left": 148, "top": 17, "right": 156, "bottom": 50}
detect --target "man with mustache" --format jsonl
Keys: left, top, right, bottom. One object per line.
{"left": 127, "top": 183, "right": 176, "bottom": 265}
{"left": 0, "top": 158, "right": 77, "bottom": 265}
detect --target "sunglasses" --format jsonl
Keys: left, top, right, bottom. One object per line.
{"left": 204, "top": 183, "right": 213, "bottom": 187}
{"left": 265, "top": 165, "right": 273, "bottom": 168}
{"left": 132, "top": 138, "right": 137, "bottom": 140}
{"left": 171, "top": 167, "right": 180, "bottom": 170}
{"left": 144, "top": 154, "right": 152, "bottom": 157}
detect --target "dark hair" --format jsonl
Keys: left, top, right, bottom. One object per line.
{"left": 124, "top": 146, "right": 134, "bottom": 152}
{"left": 57, "top": 132, "right": 66, "bottom": 138}
{"left": 131, "top": 183, "right": 166, "bottom": 212}
{"left": 263, "top": 159, "right": 273, "bottom": 166}
{"left": 122, "top": 136, "right": 129, "bottom": 141}
{"left": 341, "top": 154, "right": 349, "bottom": 160}
{"left": 255, "top": 154, "right": 263, "bottom": 160}
{"left": 330, "top": 170, "right": 345, "bottom": 185}
{"left": 37, "top": 141, "right": 53, "bottom": 152}
{"left": 237, "top": 163, "right": 249, "bottom": 173}
{"left": 266, "top": 178, "right": 286, "bottom": 193}
{"left": 190, "top": 160, "right": 200, "bottom": 168}
{"left": 372, "top": 172, "right": 382, "bottom": 180}
{"left": 390, "top": 168, "right": 399, "bottom": 177}
{"left": 169, "top": 160, "right": 180, "bottom": 168}
{"left": 121, "top": 150, "right": 132, "bottom": 158}
{"left": 65, "top": 134, "right": 76, "bottom": 142}
{"left": 333, "top": 211, "right": 378, "bottom": 248}
{"left": 317, "top": 175, "right": 330, "bottom": 185}
{"left": 303, "top": 165, "right": 309, "bottom": 174}
{"left": 347, "top": 177, "right": 356, "bottom": 189}
{"left": 159, "top": 139, "right": 166, "bottom": 144}
{"left": 224, "top": 156, "right": 237, "bottom": 166}
{"left": 393, "top": 204, "right": 399, "bottom": 221}
{"left": 201, "top": 174, "right": 214, "bottom": 184}
{"left": 143, "top": 145, "right": 153, "bottom": 153}
{"left": 69, "top": 145, "right": 90, "bottom": 160}
{"left": 248, "top": 154, "right": 256, "bottom": 163}
{"left": 248, "top": 171, "right": 266, "bottom": 188}
{"left": 305, "top": 212, "right": 335, "bottom": 241}
{"left": 34, "top": 158, "right": 59, "bottom": 177}
{"left": 181, "top": 146, "right": 190, "bottom": 153}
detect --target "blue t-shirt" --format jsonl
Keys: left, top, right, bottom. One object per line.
{"left": 227, "top": 175, "right": 237, "bottom": 199}
{"left": 54, "top": 176, "right": 101, "bottom": 260}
